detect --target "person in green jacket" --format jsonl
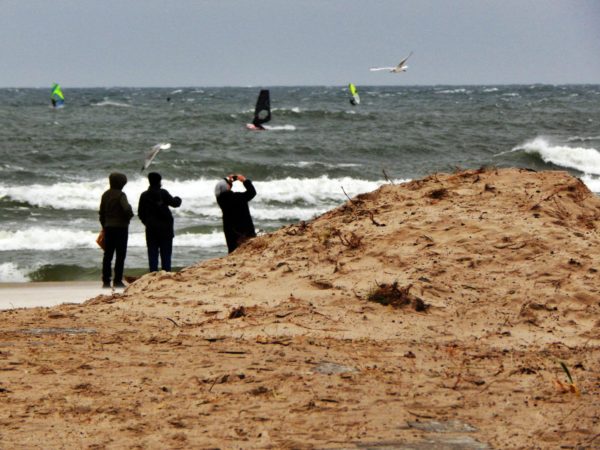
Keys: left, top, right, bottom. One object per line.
{"left": 99, "top": 173, "right": 134, "bottom": 288}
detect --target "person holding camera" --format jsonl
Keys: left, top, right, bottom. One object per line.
{"left": 214, "top": 174, "right": 257, "bottom": 253}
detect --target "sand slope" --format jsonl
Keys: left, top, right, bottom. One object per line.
{"left": 1, "top": 168, "right": 598, "bottom": 449}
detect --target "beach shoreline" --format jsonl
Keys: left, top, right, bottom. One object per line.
{"left": 0, "top": 281, "right": 123, "bottom": 310}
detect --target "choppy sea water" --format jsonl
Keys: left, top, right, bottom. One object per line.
{"left": 1, "top": 85, "right": 599, "bottom": 282}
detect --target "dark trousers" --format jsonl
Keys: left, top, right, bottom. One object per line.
{"left": 102, "top": 227, "right": 128, "bottom": 284}
{"left": 146, "top": 231, "right": 173, "bottom": 272}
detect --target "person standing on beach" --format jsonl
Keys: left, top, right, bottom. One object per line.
{"left": 215, "top": 174, "right": 257, "bottom": 253}
{"left": 138, "top": 172, "right": 182, "bottom": 272}
{"left": 99, "top": 172, "right": 134, "bottom": 288}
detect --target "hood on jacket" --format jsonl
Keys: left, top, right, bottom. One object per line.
{"left": 109, "top": 172, "right": 128, "bottom": 190}
{"left": 214, "top": 179, "right": 231, "bottom": 198}
{"left": 148, "top": 172, "right": 162, "bottom": 188}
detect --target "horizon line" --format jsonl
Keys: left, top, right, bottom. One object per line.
{"left": 2, "top": 82, "right": 599, "bottom": 89}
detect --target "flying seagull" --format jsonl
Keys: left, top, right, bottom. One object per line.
{"left": 370, "top": 52, "right": 413, "bottom": 73}
{"left": 141, "top": 143, "right": 171, "bottom": 172}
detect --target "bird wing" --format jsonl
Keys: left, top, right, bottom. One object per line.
{"left": 141, "top": 143, "right": 171, "bottom": 171}
{"left": 396, "top": 51, "right": 413, "bottom": 69}
{"left": 370, "top": 67, "right": 395, "bottom": 72}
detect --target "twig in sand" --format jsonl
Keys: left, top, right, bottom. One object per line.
{"left": 586, "top": 433, "right": 600, "bottom": 445}
{"left": 382, "top": 169, "right": 395, "bottom": 185}
{"left": 342, "top": 186, "right": 384, "bottom": 227}
{"left": 368, "top": 211, "right": 385, "bottom": 227}
{"left": 341, "top": 186, "right": 354, "bottom": 204}
{"left": 166, "top": 317, "right": 180, "bottom": 327}
{"left": 332, "top": 230, "right": 363, "bottom": 249}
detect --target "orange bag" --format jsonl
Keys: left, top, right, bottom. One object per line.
{"left": 96, "top": 229, "right": 105, "bottom": 250}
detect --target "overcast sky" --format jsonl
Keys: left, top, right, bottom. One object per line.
{"left": 1, "top": 0, "right": 599, "bottom": 87}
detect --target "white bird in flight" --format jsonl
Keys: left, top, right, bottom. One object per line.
{"left": 141, "top": 143, "right": 171, "bottom": 172}
{"left": 370, "top": 52, "right": 413, "bottom": 73}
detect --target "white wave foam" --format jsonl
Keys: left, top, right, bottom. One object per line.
{"left": 0, "top": 262, "right": 30, "bottom": 282}
{"left": 0, "top": 179, "right": 109, "bottom": 210}
{"left": 0, "top": 228, "right": 100, "bottom": 251}
{"left": 263, "top": 125, "right": 296, "bottom": 131}
{"left": 269, "top": 107, "right": 301, "bottom": 114}
{"left": 0, "top": 176, "right": 405, "bottom": 223}
{"left": 567, "top": 135, "right": 600, "bottom": 143}
{"left": 482, "top": 88, "right": 499, "bottom": 93}
{"left": 435, "top": 88, "right": 470, "bottom": 95}
{"left": 0, "top": 163, "right": 26, "bottom": 172}
{"left": 252, "top": 176, "right": 387, "bottom": 205}
{"left": 282, "top": 161, "right": 361, "bottom": 169}
{"left": 512, "top": 137, "right": 600, "bottom": 175}
{"left": 177, "top": 176, "right": 396, "bottom": 219}
{"left": 92, "top": 100, "right": 132, "bottom": 108}
{"left": 175, "top": 231, "right": 224, "bottom": 247}
{"left": 580, "top": 175, "right": 600, "bottom": 193}
{"left": 0, "top": 176, "right": 410, "bottom": 251}
{"left": 0, "top": 227, "right": 225, "bottom": 251}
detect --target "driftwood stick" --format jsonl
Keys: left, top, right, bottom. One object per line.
{"left": 166, "top": 317, "right": 180, "bottom": 327}
{"left": 341, "top": 186, "right": 354, "bottom": 204}
{"left": 382, "top": 169, "right": 395, "bottom": 185}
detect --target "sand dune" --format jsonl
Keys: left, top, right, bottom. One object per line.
{"left": 1, "top": 168, "right": 598, "bottom": 449}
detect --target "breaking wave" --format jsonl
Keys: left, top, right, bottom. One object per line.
{"left": 511, "top": 137, "right": 600, "bottom": 176}
{"left": 0, "top": 176, "right": 394, "bottom": 214}
{"left": 0, "top": 228, "right": 224, "bottom": 251}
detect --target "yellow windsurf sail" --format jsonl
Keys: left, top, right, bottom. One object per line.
{"left": 348, "top": 83, "right": 360, "bottom": 105}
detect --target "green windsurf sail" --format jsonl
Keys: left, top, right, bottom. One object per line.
{"left": 51, "top": 83, "right": 65, "bottom": 108}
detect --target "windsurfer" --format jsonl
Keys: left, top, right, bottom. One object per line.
{"left": 252, "top": 118, "right": 266, "bottom": 130}
{"left": 349, "top": 83, "right": 360, "bottom": 106}
{"left": 50, "top": 83, "right": 64, "bottom": 108}
{"left": 248, "top": 90, "right": 271, "bottom": 130}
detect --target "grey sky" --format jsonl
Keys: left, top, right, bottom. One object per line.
{"left": 1, "top": 0, "right": 599, "bottom": 87}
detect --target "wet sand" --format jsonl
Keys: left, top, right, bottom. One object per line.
{"left": 0, "top": 281, "right": 122, "bottom": 310}
{"left": 0, "top": 168, "right": 598, "bottom": 449}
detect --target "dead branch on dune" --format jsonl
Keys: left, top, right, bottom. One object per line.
{"left": 341, "top": 186, "right": 385, "bottom": 226}
{"left": 382, "top": 169, "right": 395, "bottom": 185}
{"left": 332, "top": 229, "right": 363, "bottom": 249}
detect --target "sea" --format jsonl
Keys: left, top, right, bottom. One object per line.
{"left": 1, "top": 85, "right": 599, "bottom": 283}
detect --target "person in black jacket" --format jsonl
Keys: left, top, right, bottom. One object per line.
{"left": 99, "top": 172, "right": 134, "bottom": 288}
{"left": 215, "top": 174, "right": 257, "bottom": 253}
{"left": 138, "top": 172, "right": 182, "bottom": 272}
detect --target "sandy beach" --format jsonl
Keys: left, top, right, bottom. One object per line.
{"left": 0, "top": 168, "right": 598, "bottom": 449}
